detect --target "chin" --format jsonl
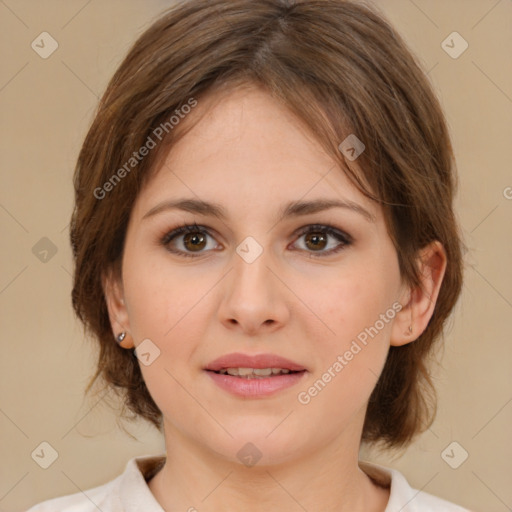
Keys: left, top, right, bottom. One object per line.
{"left": 204, "top": 422, "right": 310, "bottom": 468}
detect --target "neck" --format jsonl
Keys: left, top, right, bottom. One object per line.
{"left": 148, "top": 421, "right": 389, "bottom": 512}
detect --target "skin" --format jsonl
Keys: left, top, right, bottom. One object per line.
{"left": 104, "top": 83, "right": 447, "bottom": 512}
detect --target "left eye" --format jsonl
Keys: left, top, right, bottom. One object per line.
{"left": 161, "top": 223, "right": 352, "bottom": 258}
{"left": 292, "top": 224, "right": 352, "bottom": 256}
{"left": 161, "top": 223, "right": 218, "bottom": 256}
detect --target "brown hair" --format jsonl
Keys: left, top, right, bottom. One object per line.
{"left": 71, "top": 0, "right": 463, "bottom": 449}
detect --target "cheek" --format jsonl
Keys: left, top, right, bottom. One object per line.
{"left": 121, "top": 252, "right": 208, "bottom": 423}
{"left": 295, "top": 279, "right": 397, "bottom": 427}
{"left": 123, "top": 246, "right": 198, "bottom": 340}
{"left": 123, "top": 268, "right": 174, "bottom": 341}
{"left": 313, "top": 256, "right": 399, "bottom": 342}
{"left": 301, "top": 252, "right": 400, "bottom": 391}
{"left": 122, "top": 248, "right": 217, "bottom": 376}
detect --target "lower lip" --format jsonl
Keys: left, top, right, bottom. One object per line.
{"left": 205, "top": 370, "right": 307, "bottom": 398}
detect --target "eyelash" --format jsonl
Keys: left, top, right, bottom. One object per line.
{"left": 160, "top": 222, "right": 353, "bottom": 258}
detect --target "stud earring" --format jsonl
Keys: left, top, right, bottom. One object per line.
{"left": 408, "top": 325, "right": 413, "bottom": 334}
{"left": 116, "top": 332, "right": 126, "bottom": 344}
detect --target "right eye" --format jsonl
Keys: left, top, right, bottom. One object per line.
{"left": 160, "top": 223, "right": 221, "bottom": 257}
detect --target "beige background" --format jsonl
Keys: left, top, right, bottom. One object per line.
{"left": 0, "top": 1, "right": 511, "bottom": 511}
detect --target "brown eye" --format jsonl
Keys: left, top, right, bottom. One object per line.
{"left": 162, "top": 223, "right": 351, "bottom": 259}
{"left": 293, "top": 224, "right": 352, "bottom": 257}
{"left": 304, "top": 232, "right": 328, "bottom": 251}
{"left": 183, "top": 232, "right": 207, "bottom": 251}
{"left": 161, "top": 223, "right": 218, "bottom": 257}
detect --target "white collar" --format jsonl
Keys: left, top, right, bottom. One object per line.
{"left": 114, "top": 455, "right": 468, "bottom": 512}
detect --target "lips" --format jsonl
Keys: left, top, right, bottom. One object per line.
{"left": 204, "top": 352, "right": 307, "bottom": 373}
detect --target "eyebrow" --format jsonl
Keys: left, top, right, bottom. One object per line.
{"left": 142, "top": 197, "right": 376, "bottom": 223}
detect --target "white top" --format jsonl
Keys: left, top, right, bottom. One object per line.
{"left": 27, "top": 454, "right": 472, "bottom": 512}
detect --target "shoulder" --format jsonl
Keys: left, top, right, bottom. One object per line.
{"left": 359, "top": 460, "right": 473, "bottom": 512}
{"left": 25, "top": 473, "right": 123, "bottom": 512}
{"left": 403, "top": 489, "right": 472, "bottom": 511}
{"left": 26, "top": 454, "right": 166, "bottom": 512}
{"left": 25, "top": 478, "right": 118, "bottom": 512}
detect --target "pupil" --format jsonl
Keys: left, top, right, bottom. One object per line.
{"left": 184, "top": 232, "right": 206, "bottom": 251}
{"left": 306, "top": 232, "right": 326, "bottom": 250}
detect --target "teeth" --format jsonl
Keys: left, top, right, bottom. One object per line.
{"left": 253, "top": 368, "right": 272, "bottom": 376}
{"left": 218, "top": 367, "right": 293, "bottom": 377}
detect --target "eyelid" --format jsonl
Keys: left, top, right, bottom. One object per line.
{"left": 293, "top": 223, "right": 352, "bottom": 243}
{"left": 160, "top": 222, "right": 209, "bottom": 245}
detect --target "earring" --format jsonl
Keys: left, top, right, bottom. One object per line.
{"left": 116, "top": 332, "right": 126, "bottom": 344}
{"left": 408, "top": 325, "right": 413, "bottom": 334}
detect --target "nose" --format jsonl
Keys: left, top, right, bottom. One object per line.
{"left": 217, "top": 246, "right": 290, "bottom": 335}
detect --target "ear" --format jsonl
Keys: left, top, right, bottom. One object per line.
{"left": 390, "top": 241, "right": 447, "bottom": 347}
{"left": 102, "top": 266, "right": 134, "bottom": 349}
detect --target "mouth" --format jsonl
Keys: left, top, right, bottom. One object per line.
{"left": 204, "top": 352, "right": 307, "bottom": 373}
{"left": 208, "top": 367, "right": 306, "bottom": 378}
{"left": 204, "top": 352, "right": 308, "bottom": 397}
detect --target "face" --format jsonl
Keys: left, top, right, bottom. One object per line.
{"left": 109, "top": 84, "right": 410, "bottom": 466}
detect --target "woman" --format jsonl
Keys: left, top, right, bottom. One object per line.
{"left": 28, "top": 0, "right": 472, "bottom": 510}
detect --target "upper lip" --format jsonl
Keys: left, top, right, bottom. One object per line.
{"left": 205, "top": 352, "right": 307, "bottom": 372}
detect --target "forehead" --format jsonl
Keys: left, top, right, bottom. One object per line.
{"left": 133, "top": 84, "right": 378, "bottom": 222}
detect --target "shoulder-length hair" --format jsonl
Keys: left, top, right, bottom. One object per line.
{"left": 71, "top": 0, "right": 463, "bottom": 449}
